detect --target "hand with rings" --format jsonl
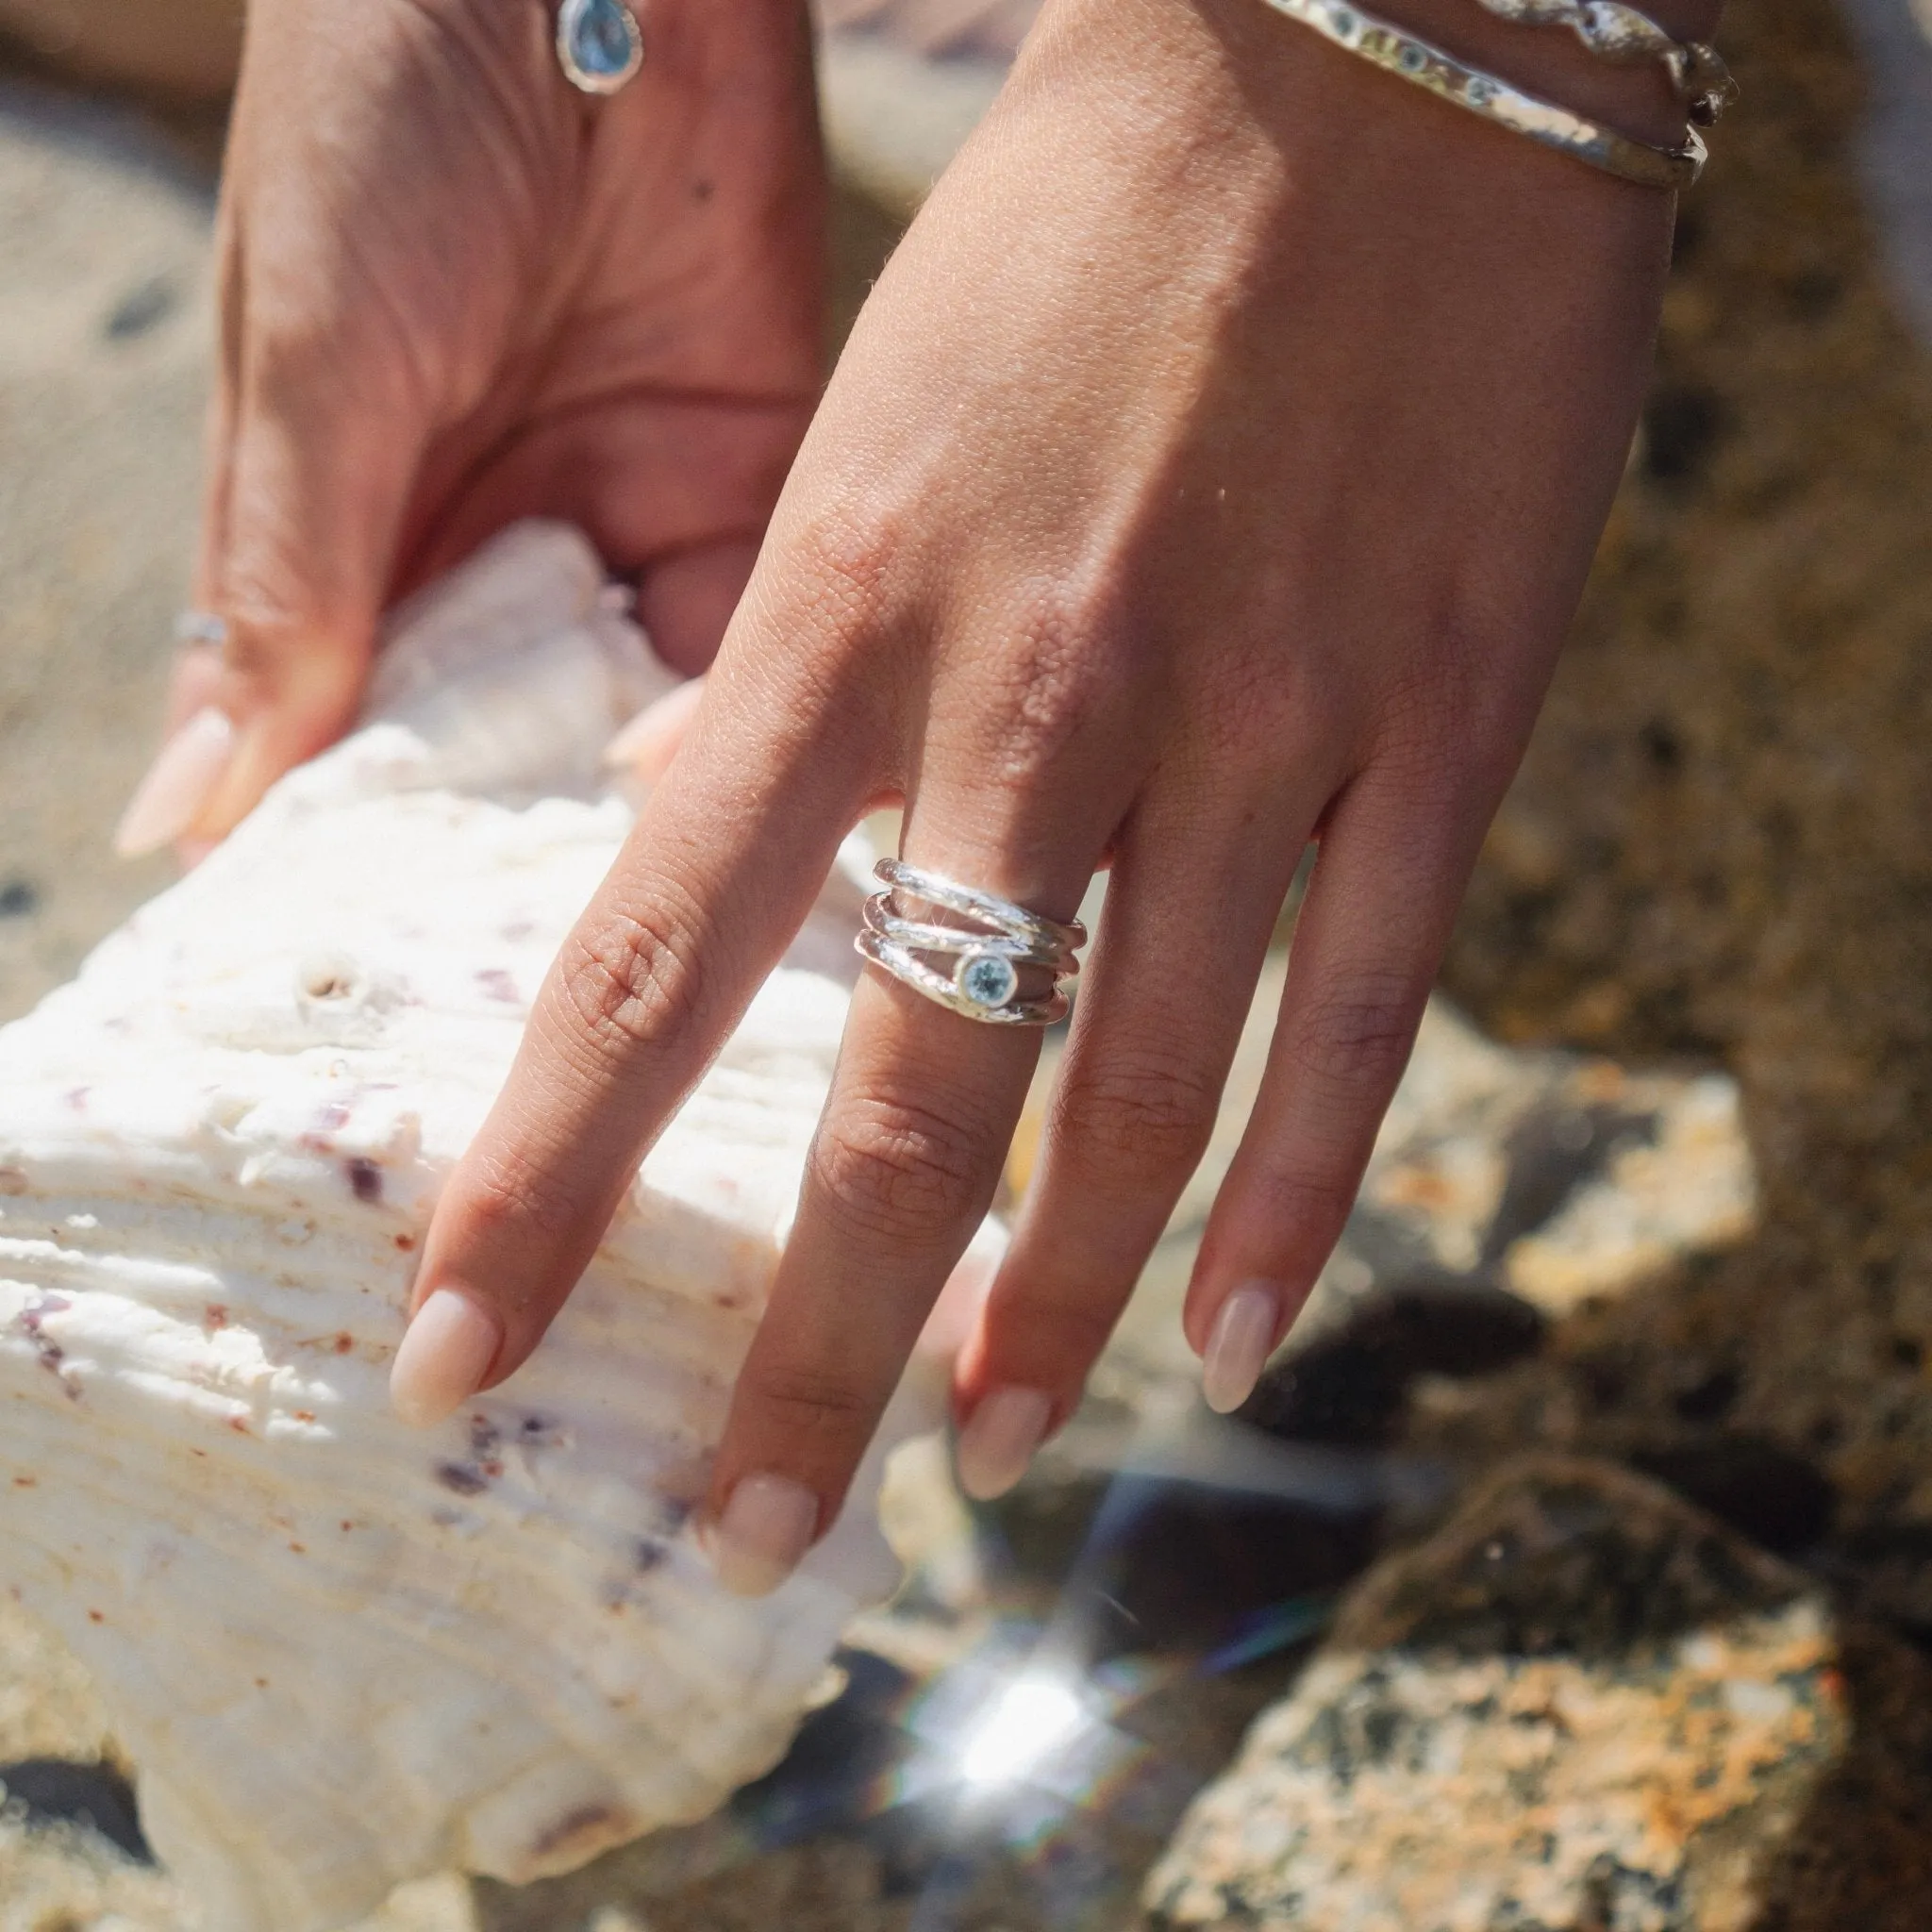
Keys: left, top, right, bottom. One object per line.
{"left": 117, "top": 0, "right": 1707, "bottom": 1594}
{"left": 112, "top": 0, "right": 822, "bottom": 858}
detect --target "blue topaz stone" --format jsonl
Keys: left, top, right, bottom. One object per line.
{"left": 558, "top": 0, "right": 643, "bottom": 95}
{"left": 957, "top": 950, "right": 1019, "bottom": 1011}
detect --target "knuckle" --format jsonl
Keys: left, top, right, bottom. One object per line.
{"left": 452, "top": 1144, "right": 582, "bottom": 1252}
{"left": 975, "top": 575, "right": 1127, "bottom": 785}
{"left": 741, "top": 1362, "right": 877, "bottom": 1445}
{"left": 1241, "top": 1159, "right": 1360, "bottom": 1257}
{"left": 781, "top": 500, "right": 903, "bottom": 642}
{"left": 808, "top": 1093, "right": 991, "bottom": 1246}
{"left": 554, "top": 898, "right": 708, "bottom": 1072}
{"left": 1052, "top": 1044, "right": 1221, "bottom": 1177}
{"left": 1369, "top": 682, "right": 1483, "bottom": 799}
{"left": 1284, "top": 970, "right": 1424, "bottom": 1096}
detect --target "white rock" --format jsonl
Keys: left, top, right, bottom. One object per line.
{"left": 0, "top": 523, "right": 983, "bottom": 1932}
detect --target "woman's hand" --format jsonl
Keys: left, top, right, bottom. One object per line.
{"left": 393, "top": 0, "right": 1696, "bottom": 1593}
{"left": 114, "top": 0, "right": 824, "bottom": 857}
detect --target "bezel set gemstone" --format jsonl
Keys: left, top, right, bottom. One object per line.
{"left": 956, "top": 950, "right": 1021, "bottom": 1010}
{"left": 857, "top": 859, "right": 1084, "bottom": 1027}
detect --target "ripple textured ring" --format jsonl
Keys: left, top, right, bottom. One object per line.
{"left": 857, "top": 858, "right": 1085, "bottom": 1026}
{"left": 557, "top": 0, "right": 643, "bottom": 94}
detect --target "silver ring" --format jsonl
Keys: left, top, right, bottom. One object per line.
{"left": 174, "top": 609, "right": 228, "bottom": 650}
{"left": 556, "top": 0, "right": 643, "bottom": 95}
{"left": 856, "top": 858, "right": 1085, "bottom": 1026}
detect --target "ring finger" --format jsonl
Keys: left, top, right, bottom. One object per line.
{"left": 951, "top": 758, "right": 1324, "bottom": 1494}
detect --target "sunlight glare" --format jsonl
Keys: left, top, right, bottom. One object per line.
{"left": 958, "top": 1672, "right": 1088, "bottom": 1789}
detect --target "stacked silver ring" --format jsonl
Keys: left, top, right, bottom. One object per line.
{"left": 174, "top": 610, "right": 229, "bottom": 650}
{"left": 856, "top": 858, "right": 1085, "bottom": 1026}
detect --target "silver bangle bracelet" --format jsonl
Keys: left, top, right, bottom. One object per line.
{"left": 1474, "top": 0, "right": 1736, "bottom": 126}
{"left": 1257, "top": 0, "right": 1707, "bottom": 190}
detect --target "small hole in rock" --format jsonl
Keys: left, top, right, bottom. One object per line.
{"left": 0, "top": 1759, "right": 152, "bottom": 1862}
{"left": 300, "top": 953, "right": 362, "bottom": 1000}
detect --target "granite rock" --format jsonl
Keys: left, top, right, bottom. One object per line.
{"left": 1145, "top": 1457, "right": 1932, "bottom": 1932}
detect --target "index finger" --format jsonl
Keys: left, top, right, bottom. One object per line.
{"left": 389, "top": 651, "right": 875, "bottom": 1424}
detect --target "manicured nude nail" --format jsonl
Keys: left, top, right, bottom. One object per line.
{"left": 601, "top": 678, "right": 705, "bottom": 784}
{"left": 955, "top": 1387, "right": 1053, "bottom": 1502}
{"left": 113, "top": 707, "right": 236, "bottom": 858}
{"left": 390, "top": 1288, "right": 503, "bottom": 1428}
{"left": 704, "top": 1474, "right": 820, "bottom": 1597}
{"left": 1202, "top": 1281, "right": 1283, "bottom": 1415}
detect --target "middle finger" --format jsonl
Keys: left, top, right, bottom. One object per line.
{"left": 700, "top": 731, "right": 1130, "bottom": 1594}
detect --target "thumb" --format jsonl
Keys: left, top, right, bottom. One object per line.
{"left": 603, "top": 676, "right": 708, "bottom": 787}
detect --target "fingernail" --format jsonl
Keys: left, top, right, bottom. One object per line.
{"left": 1202, "top": 1281, "right": 1283, "bottom": 1415}
{"left": 955, "top": 1386, "right": 1053, "bottom": 1502}
{"left": 704, "top": 1473, "right": 820, "bottom": 1597}
{"left": 390, "top": 1288, "right": 503, "bottom": 1427}
{"left": 113, "top": 708, "right": 236, "bottom": 857}
{"left": 601, "top": 678, "right": 705, "bottom": 783}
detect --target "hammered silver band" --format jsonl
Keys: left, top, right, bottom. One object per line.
{"left": 1471, "top": 0, "right": 1736, "bottom": 126}
{"left": 174, "top": 609, "right": 229, "bottom": 651}
{"left": 1258, "top": 0, "right": 1706, "bottom": 189}
{"left": 857, "top": 858, "right": 1085, "bottom": 1027}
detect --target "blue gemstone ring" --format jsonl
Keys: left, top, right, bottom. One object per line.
{"left": 857, "top": 858, "right": 1085, "bottom": 1027}
{"left": 557, "top": 0, "right": 643, "bottom": 95}
{"left": 173, "top": 609, "right": 229, "bottom": 651}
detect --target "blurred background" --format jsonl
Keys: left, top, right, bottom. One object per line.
{"left": 7, "top": 1, "right": 1932, "bottom": 1928}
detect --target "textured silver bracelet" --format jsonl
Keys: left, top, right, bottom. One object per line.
{"left": 1257, "top": 0, "right": 1706, "bottom": 189}
{"left": 1473, "top": 0, "right": 1736, "bottom": 126}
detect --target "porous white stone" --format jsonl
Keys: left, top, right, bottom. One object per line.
{"left": 0, "top": 523, "right": 984, "bottom": 1932}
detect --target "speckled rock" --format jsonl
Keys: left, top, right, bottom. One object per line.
{"left": 1145, "top": 1457, "right": 1932, "bottom": 1932}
